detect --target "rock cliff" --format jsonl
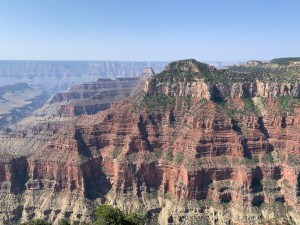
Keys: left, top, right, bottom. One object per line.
{"left": 0, "top": 59, "right": 300, "bottom": 224}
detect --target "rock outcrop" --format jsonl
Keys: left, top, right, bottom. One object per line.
{"left": 0, "top": 59, "right": 300, "bottom": 224}
{"left": 145, "top": 59, "right": 300, "bottom": 101}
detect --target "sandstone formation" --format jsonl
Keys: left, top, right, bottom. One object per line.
{"left": 0, "top": 59, "right": 300, "bottom": 224}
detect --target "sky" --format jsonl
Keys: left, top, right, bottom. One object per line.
{"left": 0, "top": 0, "right": 299, "bottom": 61}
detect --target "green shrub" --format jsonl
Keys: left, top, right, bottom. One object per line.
{"left": 219, "top": 156, "right": 229, "bottom": 166}
{"left": 153, "top": 148, "right": 163, "bottom": 159}
{"left": 278, "top": 95, "right": 294, "bottom": 114}
{"left": 174, "top": 152, "right": 184, "bottom": 165}
{"left": 287, "top": 154, "right": 299, "bottom": 166}
{"left": 262, "top": 152, "right": 274, "bottom": 163}
{"left": 113, "top": 147, "right": 122, "bottom": 159}
{"left": 162, "top": 149, "right": 173, "bottom": 161}
{"left": 232, "top": 157, "right": 240, "bottom": 165}
{"left": 245, "top": 155, "right": 259, "bottom": 165}
{"left": 142, "top": 94, "right": 175, "bottom": 112}
{"left": 59, "top": 219, "right": 71, "bottom": 225}
{"left": 94, "top": 204, "right": 146, "bottom": 225}
{"left": 271, "top": 57, "right": 300, "bottom": 65}
{"left": 95, "top": 205, "right": 125, "bottom": 225}
{"left": 242, "top": 98, "right": 258, "bottom": 115}
{"left": 125, "top": 213, "right": 147, "bottom": 225}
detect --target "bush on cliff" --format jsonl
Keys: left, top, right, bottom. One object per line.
{"left": 58, "top": 219, "right": 71, "bottom": 225}
{"left": 94, "top": 204, "right": 146, "bottom": 225}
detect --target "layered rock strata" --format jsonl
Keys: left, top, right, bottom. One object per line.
{"left": 0, "top": 59, "right": 300, "bottom": 224}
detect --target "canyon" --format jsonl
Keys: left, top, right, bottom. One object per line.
{"left": 0, "top": 62, "right": 163, "bottom": 128}
{"left": 0, "top": 58, "right": 300, "bottom": 224}
{"left": 0, "top": 61, "right": 167, "bottom": 84}
{"left": 0, "top": 83, "right": 48, "bottom": 127}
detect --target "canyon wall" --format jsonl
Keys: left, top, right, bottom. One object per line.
{"left": 0, "top": 59, "right": 300, "bottom": 224}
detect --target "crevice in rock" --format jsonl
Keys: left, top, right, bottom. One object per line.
{"left": 272, "top": 167, "right": 282, "bottom": 180}
{"left": 297, "top": 173, "right": 300, "bottom": 197}
{"left": 231, "top": 119, "right": 242, "bottom": 134}
{"left": 81, "top": 157, "right": 112, "bottom": 200}
{"left": 148, "top": 115, "right": 157, "bottom": 125}
{"left": 252, "top": 195, "right": 264, "bottom": 206}
{"left": 169, "top": 112, "right": 176, "bottom": 125}
{"left": 75, "top": 129, "right": 92, "bottom": 158}
{"left": 168, "top": 216, "right": 174, "bottom": 223}
{"left": 220, "top": 193, "right": 232, "bottom": 203}
{"left": 138, "top": 115, "right": 152, "bottom": 150}
{"left": 10, "top": 157, "right": 29, "bottom": 194}
{"left": 275, "top": 196, "right": 285, "bottom": 203}
{"left": 257, "top": 117, "right": 274, "bottom": 153}
{"left": 210, "top": 85, "right": 224, "bottom": 103}
{"left": 257, "top": 117, "right": 270, "bottom": 138}
{"left": 250, "top": 167, "right": 263, "bottom": 193}
{"left": 281, "top": 116, "right": 287, "bottom": 128}
{"left": 241, "top": 138, "right": 252, "bottom": 158}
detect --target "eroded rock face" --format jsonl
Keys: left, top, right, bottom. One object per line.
{"left": 145, "top": 76, "right": 300, "bottom": 101}
{"left": 1, "top": 59, "right": 300, "bottom": 224}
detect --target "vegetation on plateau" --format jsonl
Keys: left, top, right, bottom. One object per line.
{"left": 155, "top": 58, "right": 300, "bottom": 85}
{"left": 157, "top": 59, "right": 261, "bottom": 84}
{"left": 228, "top": 57, "right": 300, "bottom": 82}
{"left": 271, "top": 57, "right": 300, "bottom": 65}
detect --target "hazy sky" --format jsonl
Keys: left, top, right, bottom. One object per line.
{"left": 0, "top": 0, "right": 299, "bottom": 61}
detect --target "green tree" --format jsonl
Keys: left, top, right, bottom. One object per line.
{"left": 94, "top": 204, "right": 146, "bottom": 225}
{"left": 95, "top": 205, "right": 126, "bottom": 225}
{"left": 58, "top": 219, "right": 71, "bottom": 225}
{"left": 125, "top": 212, "right": 146, "bottom": 225}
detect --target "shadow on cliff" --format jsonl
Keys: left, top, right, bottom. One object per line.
{"left": 81, "top": 157, "right": 112, "bottom": 200}
{"left": 257, "top": 117, "right": 274, "bottom": 153}
{"left": 75, "top": 129, "right": 92, "bottom": 158}
{"left": 250, "top": 166, "right": 263, "bottom": 194}
{"left": 257, "top": 117, "right": 270, "bottom": 138}
{"left": 75, "top": 128, "right": 112, "bottom": 199}
{"left": 9, "top": 157, "right": 30, "bottom": 194}
{"left": 297, "top": 173, "right": 300, "bottom": 197}
{"left": 138, "top": 115, "right": 152, "bottom": 150}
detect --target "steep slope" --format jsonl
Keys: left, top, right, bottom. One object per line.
{"left": 0, "top": 59, "right": 300, "bottom": 224}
